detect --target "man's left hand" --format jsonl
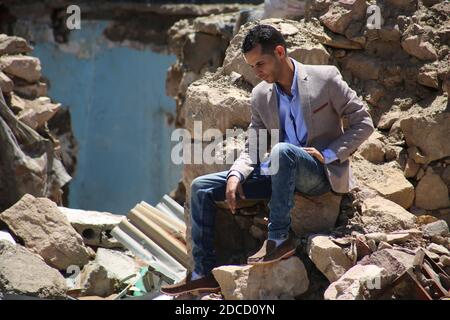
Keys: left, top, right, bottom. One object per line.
{"left": 302, "top": 147, "right": 325, "bottom": 164}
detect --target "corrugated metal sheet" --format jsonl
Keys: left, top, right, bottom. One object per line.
{"left": 111, "top": 195, "right": 187, "bottom": 285}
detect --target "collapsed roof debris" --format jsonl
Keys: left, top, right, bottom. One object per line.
{"left": 1, "top": 0, "right": 450, "bottom": 301}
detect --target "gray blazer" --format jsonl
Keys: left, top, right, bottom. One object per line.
{"left": 229, "top": 61, "right": 375, "bottom": 194}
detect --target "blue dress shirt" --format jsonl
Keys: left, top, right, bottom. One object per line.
{"left": 228, "top": 59, "right": 337, "bottom": 181}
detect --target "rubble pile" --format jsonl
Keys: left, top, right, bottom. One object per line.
{"left": 0, "top": 1, "right": 449, "bottom": 300}
{"left": 166, "top": 0, "right": 450, "bottom": 300}
{"left": 0, "top": 3, "right": 264, "bottom": 301}
{"left": 0, "top": 34, "right": 76, "bottom": 211}
{"left": 0, "top": 3, "right": 259, "bottom": 301}
{"left": 0, "top": 193, "right": 186, "bottom": 300}
{"left": 166, "top": 12, "right": 240, "bottom": 130}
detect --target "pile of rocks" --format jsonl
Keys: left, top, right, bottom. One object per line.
{"left": 0, "top": 33, "right": 77, "bottom": 211}
{"left": 166, "top": 12, "right": 242, "bottom": 129}
{"left": 0, "top": 193, "right": 145, "bottom": 300}
{"left": 165, "top": 0, "right": 450, "bottom": 300}
{"left": 201, "top": 190, "right": 449, "bottom": 300}
{"left": 0, "top": 0, "right": 448, "bottom": 301}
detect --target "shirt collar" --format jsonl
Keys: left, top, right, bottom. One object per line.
{"left": 275, "top": 58, "right": 298, "bottom": 98}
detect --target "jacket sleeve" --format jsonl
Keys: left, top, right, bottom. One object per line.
{"left": 325, "top": 66, "right": 375, "bottom": 163}
{"left": 228, "top": 89, "right": 267, "bottom": 181}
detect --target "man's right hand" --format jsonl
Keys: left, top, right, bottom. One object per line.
{"left": 226, "top": 176, "right": 246, "bottom": 214}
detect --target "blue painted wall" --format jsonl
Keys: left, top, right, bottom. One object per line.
{"left": 33, "top": 21, "right": 181, "bottom": 214}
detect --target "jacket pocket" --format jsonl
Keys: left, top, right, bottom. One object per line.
{"left": 312, "top": 102, "right": 329, "bottom": 114}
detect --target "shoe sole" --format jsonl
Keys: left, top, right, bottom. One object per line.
{"left": 247, "top": 247, "right": 296, "bottom": 265}
{"left": 160, "top": 286, "right": 221, "bottom": 297}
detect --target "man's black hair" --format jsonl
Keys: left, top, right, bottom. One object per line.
{"left": 242, "top": 24, "right": 287, "bottom": 55}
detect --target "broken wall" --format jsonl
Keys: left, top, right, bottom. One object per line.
{"left": 0, "top": 1, "right": 261, "bottom": 213}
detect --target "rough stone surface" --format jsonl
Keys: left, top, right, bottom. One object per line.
{"left": 13, "top": 81, "right": 48, "bottom": 99}
{"left": 352, "top": 158, "right": 415, "bottom": 209}
{"left": 0, "top": 86, "right": 71, "bottom": 212}
{"left": 291, "top": 192, "right": 342, "bottom": 236}
{"left": 182, "top": 32, "right": 228, "bottom": 74}
{"left": 192, "top": 12, "right": 236, "bottom": 40}
{"left": 0, "top": 194, "right": 91, "bottom": 270}
{"left": 386, "top": 233, "right": 412, "bottom": 244}
{"left": 183, "top": 72, "right": 251, "bottom": 140}
{"left": 364, "top": 232, "right": 388, "bottom": 243}
{"left": 0, "top": 55, "right": 41, "bottom": 82}
{"left": 357, "top": 131, "right": 385, "bottom": 163}
{"left": 0, "top": 241, "right": 67, "bottom": 299}
{"left": 404, "top": 159, "right": 420, "bottom": 178}
{"left": 422, "top": 220, "right": 449, "bottom": 238}
{"left": 427, "top": 243, "right": 450, "bottom": 256}
{"left": 378, "top": 241, "right": 393, "bottom": 250}
{"left": 182, "top": 130, "right": 247, "bottom": 190}
{"left": 359, "top": 249, "right": 415, "bottom": 280}
{"left": 418, "top": 68, "right": 439, "bottom": 89}
{"left": 212, "top": 257, "right": 309, "bottom": 300}
{"left": 17, "top": 96, "right": 60, "bottom": 130}
{"left": 319, "top": 0, "right": 367, "bottom": 35}
{"left": 314, "top": 31, "right": 363, "bottom": 50}
{"left": 165, "top": 62, "right": 183, "bottom": 97}
{"left": 0, "top": 34, "right": 33, "bottom": 55}
{"left": 341, "top": 53, "right": 381, "bottom": 81}
{"left": 0, "top": 71, "right": 13, "bottom": 93}
{"left": 324, "top": 264, "right": 389, "bottom": 300}
{"left": 401, "top": 35, "right": 438, "bottom": 61}
{"left": 442, "top": 166, "right": 450, "bottom": 185}
{"left": 385, "top": 0, "right": 418, "bottom": 10}
{"left": 416, "top": 215, "right": 439, "bottom": 225}
{"left": 377, "top": 111, "right": 401, "bottom": 130}
{"left": 400, "top": 112, "right": 450, "bottom": 165}
{"left": 424, "top": 248, "right": 441, "bottom": 261}
{"left": 440, "top": 255, "right": 450, "bottom": 267}
{"left": 223, "top": 19, "right": 330, "bottom": 87}
{"left": 75, "top": 261, "right": 117, "bottom": 298}
{"left": 95, "top": 248, "right": 140, "bottom": 284}
{"left": 307, "top": 235, "right": 353, "bottom": 282}
{"left": 415, "top": 170, "right": 450, "bottom": 210}
{"left": 360, "top": 196, "right": 417, "bottom": 233}
{"left": 408, "top": 146, "right": 428, "bottom": 165}
{"left": 58, "top": 207, "right": 124, "bottom": 249}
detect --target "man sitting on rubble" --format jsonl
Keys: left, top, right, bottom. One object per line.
{"left": 161, "top": 24, "right": 374, "bottom": 296}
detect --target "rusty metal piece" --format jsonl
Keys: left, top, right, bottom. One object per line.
{"left": 439, "top": 273, "right": 450, "bottom": 290}
{"left": 422, "top": 263, "right": 448, "bottom": 296}
{"left": 423, "top": 250, "right": 449, "bottom": 279}
{"left": 375, "top": 249, "right": 450, "bottom": 300}
{"left": 392, "top": 268, "right": 433, "bottom": 300}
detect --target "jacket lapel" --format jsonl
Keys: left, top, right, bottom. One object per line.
{"left": 297, "top": 62, "right": 312, "bottom": 145}
{"left": 264, "top": 61, "right": 312, "bottom": 145}
{"left": 267, "top": 84, "right": 280, "bottom": 130}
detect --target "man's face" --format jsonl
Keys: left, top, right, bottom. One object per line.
{"left": 243, "top": 44, "right": 284, "bottom": 83}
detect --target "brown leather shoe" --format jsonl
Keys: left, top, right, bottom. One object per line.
{"left": 160, "top": 272, "right": 221, "bottom": 296}
{"left": 247, "top": 234, "right": 297, "bottom": 265}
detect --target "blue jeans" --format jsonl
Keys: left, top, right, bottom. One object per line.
{"left": 190, "top": 142, "right": 331, "bottom": 276}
